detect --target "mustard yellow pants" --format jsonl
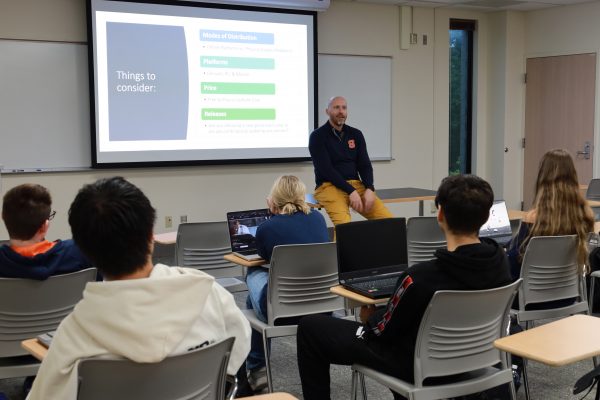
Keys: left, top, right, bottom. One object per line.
{"left": 314, "top": 180, "right": 393, "bottom": 227}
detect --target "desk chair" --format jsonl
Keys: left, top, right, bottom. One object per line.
{"left": 406, "top": 217, "right": 446, "bottom": 267}
{"left": 586, "top": 179, "right": 600, "bottom": 201}
{"left": 0, "top": 268, "right": 97, "bottom": 379}
{"left": 590, "top": 270, "right": 600, "bottom": 314}
{"left": 351, "top": 280, "right": 521, "bottom": 400}
{"left": 509, "top": 219, "right": 521, "bottom": 237}
{"left": 241, "top": 242, "right": 343, "bottom": 392}
{"left": 176, "top": 222, "right": 246, "bottom": 293}
{"left": 512, "top": 235, "right": 590, "bottom": 399}
{"left": 77, "top": 337, "right": 234, "bottom": 400}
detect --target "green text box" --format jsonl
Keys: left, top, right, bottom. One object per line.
{"left": 202, "top": 108, "right": 276, "bottom": 120}
{"left": 200, "top": 56, "right": 275, "bottom": 69}
{"left": 201, "top": 82, "right": 275, "bottom": 95}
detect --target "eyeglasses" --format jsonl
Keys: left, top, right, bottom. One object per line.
{"left": 48, "top": 210, "right": 56, "bottom": 221}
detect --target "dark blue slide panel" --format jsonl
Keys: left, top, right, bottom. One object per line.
{"left": 107, "top": 23, "right": 188, "bottom": 141}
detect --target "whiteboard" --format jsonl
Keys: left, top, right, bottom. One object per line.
{"left": 0, "top": 40, "right": 91, "bottom": 171}
{"left": 0, "top": 42, "right": 392, "bottom": 172}
{"left": 317, "top": 54, "right": 392, "bottom": 160}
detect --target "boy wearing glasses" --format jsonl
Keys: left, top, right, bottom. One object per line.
{"left": 0, "top": 183, "right": 91, "bottom": 279}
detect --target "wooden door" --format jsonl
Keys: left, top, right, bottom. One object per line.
{"left": 523, "top": 53, "right": 596, "bottom": 209}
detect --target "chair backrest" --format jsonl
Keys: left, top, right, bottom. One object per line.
{"left": 267, "top": 242, "right": 344, "bottom": 324}
{"left": 586, "top": 179, "right": 600, "bottom": 201}
{"left": 77, "top": 337, "right": 234, "bottom": 400}
{"left": 0, "top": 268, "right": 97, "bottom": 356}
{"left": 175, "top": 222, "right": 242, "bottom": 278}
{"left": 590, "top": 206, "right": 600, "bottom": 222}
{"left": 336, "top": 218, "right": 408, "bottom": 273}
{"left": 509, "top": 219, "right": 521, "bottom": 236}
{"left": 406, "top": 217, "right": 446, "bottom": 267}
{"left": 413, "top": 280, "right": 521, "bottom": 386}
{"left": 518, "top": 235, "right": 583, "bottom": 308}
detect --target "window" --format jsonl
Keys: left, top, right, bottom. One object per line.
{"left": 449, "top": 19, "right": 475, "bottom": 175}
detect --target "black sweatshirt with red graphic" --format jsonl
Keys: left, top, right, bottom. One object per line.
{"left": 365, "top": 238, "right": 512, "bottom": 381}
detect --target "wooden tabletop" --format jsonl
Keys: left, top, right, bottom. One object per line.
{"left": 494, "top": 314, "right": 600, "bottom": 366}
{"left": 22, "top": 338, "right": 48, "bottom": 361}
{"left": 224, "top": 253, "right": 266, "bottom": 267}
{"left": 306, "top": 187, "right": 436, "bottom": 208}
{"left": 330, "top": 285, "right": 388, "bottom": 306}
{"left": 508, "top": 209, "right": 600, "bottom": 232}
{"left": 153, "top": 231, "right": 177, "bottom": 245}
{"left": 238, "top": 393, "right": 298, "bottom": 400}
{"left": 589, "top": 200, "right": 600, "bottom": 207}
{"left": 376, "top": 187, "right": 437, "bottom": 203}
{"left": 508, "top": 209, "right": 527, "bottom": 220}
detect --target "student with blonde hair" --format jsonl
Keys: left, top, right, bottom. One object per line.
{"left": 245, "top": 175, "right": 329, "bottom": 392}
{"left": 507, "top": 149, "right": 594, "bottom": 279}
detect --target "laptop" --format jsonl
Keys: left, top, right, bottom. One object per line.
{"left": 479, "top": 200, "right": 513, "bottom": 246}
{"left": 336, "top": 218, "right": 409, "bottom": 299}
{"left": 226, "top": 209, "right": 271, "bottom": 261}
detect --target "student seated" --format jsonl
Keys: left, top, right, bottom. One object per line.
{"left": 507, "top": 149, "right": 594, "bottom": 280}
{"left": 27, "top": 177, "right": 251, "bottom": 400}
{"left": 296, "top": 174, "right": 512, "bottom": 400}
{"left": 245, "top": 175, "right": 329, "bottom": 392}
{"left": 0, "top": 184, "right": 91, "bottom": 279}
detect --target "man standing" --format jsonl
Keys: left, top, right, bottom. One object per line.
{"left": 309, "top": 96, "right": 393, "bottom": 226}
{"left": 296, "top": 175, "right": 512, "bottom": 399}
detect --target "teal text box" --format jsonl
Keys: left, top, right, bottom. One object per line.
{"left": 200, "top": 56, "right": 275, "bottom": 69}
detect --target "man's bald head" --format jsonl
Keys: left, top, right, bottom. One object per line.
{"left": 326, "top": 96, "right": 347, "bottom": 130}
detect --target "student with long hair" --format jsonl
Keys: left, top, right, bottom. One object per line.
{"left": 245, "top": 175, "right": 329, "bottom": 392}
{"left": 507, "top": 149, "right": 594, "bottom": 279}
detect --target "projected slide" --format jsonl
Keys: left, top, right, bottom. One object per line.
{"left": 89, "top": 0, "right": 316, "bottom": 165}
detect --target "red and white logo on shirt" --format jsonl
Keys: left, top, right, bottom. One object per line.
{"left": 348, "top": 139, "right": 356, "bottom": 149}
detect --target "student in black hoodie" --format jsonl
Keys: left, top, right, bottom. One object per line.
{"left": 296, "top": 174, "right": 512, "bottom": 400}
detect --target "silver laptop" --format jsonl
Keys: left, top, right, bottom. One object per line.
{"left": 479, "top": 200, "right": 513, "bottom": 246}
{"left": 226, "top": 209, "right": 271, "bottom": 261}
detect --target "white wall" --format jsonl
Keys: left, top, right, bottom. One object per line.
{"left": 485, "top": 11, "right": 526, "bottom": 209}
{"left": 0, "top": 0, "right": 505, "bottom": 239}
{"left": 525, "top": 2, "right": 600, "bottom": 179}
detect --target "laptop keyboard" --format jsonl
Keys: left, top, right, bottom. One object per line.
{"left": 352, "top": 277, "right": 398, "bottom": 291}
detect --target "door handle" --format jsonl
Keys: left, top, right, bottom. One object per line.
{"left": 576, "top": 141, "right": 592, "bottom": 160}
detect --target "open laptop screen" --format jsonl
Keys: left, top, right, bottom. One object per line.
{"left": 226, "top": 209, "right": 271, "bottom": 254}
{"left": 336, "top": 218, "right": 408, "bottom": 278}
{"left": 479, "top": 200, "right": 512, "bottom": 238}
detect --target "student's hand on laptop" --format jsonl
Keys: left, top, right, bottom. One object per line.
{"left": 362, "top": 189, "right": 376, "bottom": 213}
{"left": 349, "top": 190, "right": 364, "bottom": 213}
{"left": 359, "top": 305, "right": 376, "bottom": 324}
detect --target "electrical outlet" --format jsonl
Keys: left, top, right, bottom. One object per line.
{"left": 180, "top": 215, "right": 187, "bottom": 223}
{"left": 165, "top": 216, "right": 173, "bottom": 228}
{"left": 410, "top": 33, "right": 418, "bottom": 45}
{"left": 422, "top": 34, "right": 428, "bottom": 45}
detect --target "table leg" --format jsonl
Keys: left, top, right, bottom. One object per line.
{"left": 419, "top": 200, "right": 424, "bottom": 216}
{"left": 522, "top": 360, "right": 531, "bottom": 400}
